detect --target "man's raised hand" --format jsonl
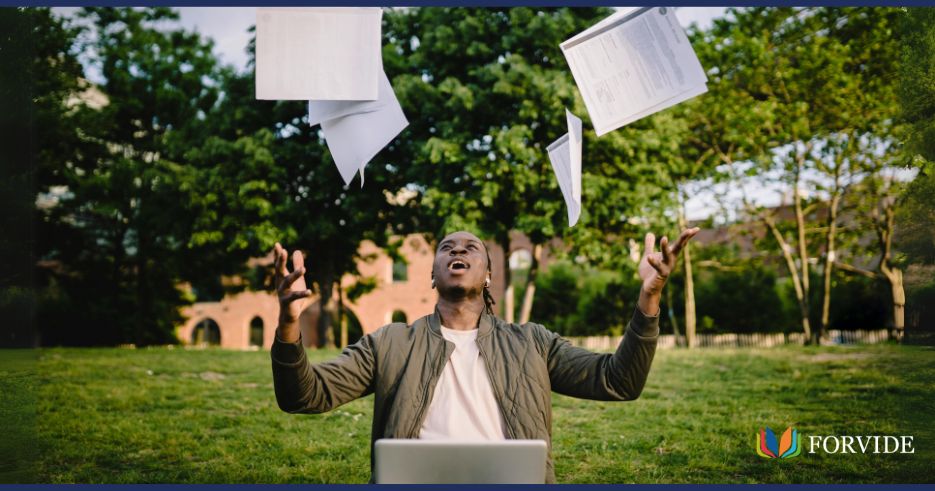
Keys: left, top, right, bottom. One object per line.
{"left": 637, "top": 228, "right": 700, "bottom": 313}
{"left": 273, "top": 242, "right": 312, "bottom": 325}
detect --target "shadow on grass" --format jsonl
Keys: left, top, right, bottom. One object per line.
{"left": 0, "top": 349, "right": 38, "bottom": 483}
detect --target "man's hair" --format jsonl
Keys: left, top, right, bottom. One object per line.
{"left": 482, "top": 245, "right": 496, "bottom": 316}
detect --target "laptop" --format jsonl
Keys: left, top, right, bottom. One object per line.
{"left": 373, "top": 439, "right": 548, "bottom": 484}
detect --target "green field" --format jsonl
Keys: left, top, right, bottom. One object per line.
{"left": 2, "top": 343, "right": 933, "bottom": 483}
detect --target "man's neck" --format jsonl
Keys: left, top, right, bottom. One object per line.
{"left": 436, "top": 296, "right": 485, "bottom": 331}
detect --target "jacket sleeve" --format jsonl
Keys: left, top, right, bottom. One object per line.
{"left": 540, "top": 308, "right": 659, "bottom": 401}
{"left": 270, "top": 328, "right": 379, "bottom": 414}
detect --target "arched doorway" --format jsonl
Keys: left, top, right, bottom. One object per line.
{"left": 191, "top": 318, "right": 221, "bottom": 346}
{"left": 391, "top": 310, "right": 408, "bottom": 324}
{"left": 249, "top": 316, "right": 264, "bottom": 347}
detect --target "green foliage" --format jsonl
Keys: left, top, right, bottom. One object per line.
{"left": 693, "top": 264, "right": 791, "bottom": 333}
{"left": 529, "top": 262, "right": 579, "bottom": 332}
{"left": 1, "top": 7, "right": 84, "bottom": 347}
{"left": 383, "top": 7, "right": 690, "bottom": 319}
{"left": 896, "top": 161, "right": 935, "bottom": 265}
{"left": 36, "top": 8, "right": 229, "bottom": 346}
{"left": 656, "top": 241, "right": 890, "bottom": 334}
{"left": 685, "top": 7, "right": 910, "bottom": 339}
{"left": 345, "top": 277, "right": 378, "bottom": 303}
{"left": 898, "top": 8, "right": 935, "bottom": 162}
{"left": 905, "top": 279, "right": 935, "bottom": 334}
{"left": 532, "top": 261, "right": 640, "bottom": 336}
{"left": 384, "top": 7, "right": 665, "bottom": 252}
{"left": 821, "top": 273, "right": 890, "bottom": 331}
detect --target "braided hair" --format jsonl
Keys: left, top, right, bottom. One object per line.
{"left": 482, "top": 245, "right": 497, "bottom": 316}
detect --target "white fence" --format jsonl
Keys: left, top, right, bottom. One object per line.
{"left": 566, "top": 329, "right": 891, "bottom": 351}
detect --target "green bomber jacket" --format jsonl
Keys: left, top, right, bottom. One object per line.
{"left": 271, "top": 307, "right": 660, "bottom": 483}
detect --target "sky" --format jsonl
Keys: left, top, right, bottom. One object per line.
{"left": 55, "top": 7, "right": 729, "bottom": 73}
{"left": 187, "top": 7, "right": 729, "bottom": 71}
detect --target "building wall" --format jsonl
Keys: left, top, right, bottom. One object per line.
{"left": 177, "top": 290, "right": 280, "bottom": 349}
{"left": 343, "top": 234, "right": 437, "bottom": 331}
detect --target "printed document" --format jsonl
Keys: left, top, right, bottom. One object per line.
{"left": 561, "top": 7, "right": 707, "bottom": 136}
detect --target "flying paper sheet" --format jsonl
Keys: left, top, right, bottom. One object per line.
{"left": 255, "top": 7, "right": 383, "bottom": 101}
{"left": 318, "top": 71, "right": 409, "bottom": 187}
{"left": 561, "top": 7, "right": 708, "bottom": 136}
{"left": 307, "top": 80, "right": 390, "bottom": 127}
{"left": 547, "top": 109, "right": 583, "bottom": 227}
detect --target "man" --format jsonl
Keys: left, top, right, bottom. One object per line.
{"left": 270, "top": 228, "right": 699, "bottom": 483}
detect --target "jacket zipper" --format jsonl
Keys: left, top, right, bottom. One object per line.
{"left": 478, "top": 343, "right": 516, "bottom": 439}
{"left": 408, "top": 342, "right": 448, "bottom": 437}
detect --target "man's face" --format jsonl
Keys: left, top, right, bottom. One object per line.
{"left": 433, "top": 231, "right": 489, "bottom": 297}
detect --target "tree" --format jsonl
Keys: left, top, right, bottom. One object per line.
{"left": 36, "top": 8, "right": 246, "bottom": 345}
{"left": 896, "top": 162, "right": 935, "bottom": 266}
{"left": 384, "top": 7, "right": 613, "bottom": 323}
{"left": 1, "top": 8, "right": 84, "bottom": 347}
{"left": 691, "top": 7, "right": 904, "bottom": 342}
{"left": 654, "top": 74, "right": 725, "bottom": 347}
{"left": 690, "top": 7, "right": 814, "bottom": 341}
{"left": 203, "top": 28, "right": 419, "bottom": 348}
{"left": 893, "top": 8, "right": 935, "bottom": 316}
{"left": 898, "top": 8, "right": 935, "bottom": 163}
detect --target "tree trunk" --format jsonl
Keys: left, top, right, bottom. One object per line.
{"left": 666, "top": 286, "right": 683, "bottom": 347}
{"left": 678, "top": 203, "right": 696, "bottom": 348}
{"left": 337, "top": 281, "right": 347, "bottom": 348}
{"left": 792, "top": 156, "right": 813, "bottom": 344}
{"left": 880, "top": 267, "right": 905, "bottom": 341}
{"left": 819, "top": 189, "right": 841, "bottom": 345}
{"left": 764, "top": 215, "right": 812, "bottom": 343}
{"left": 876, "top": 199, "right": 903, "bottom": 341}
{"left": 819, "top": 250, "right": 833, "bottom": 345}
{"left": 683, "top": 242, "right": 696, "bottom": 349}
{"left": 793, "top": 161, "right": 810, "bottom": 300}
{"left": 317, "top": 278, "right": 335, "bottom": 349}
{"left": 518, "top": 244, "right": 542, "bottom": 324}
{"left": 112, "top": 222, "right": 128, "bottom": 343}
{"left": 889, "top": 269, "right": 905, "bottom": 339}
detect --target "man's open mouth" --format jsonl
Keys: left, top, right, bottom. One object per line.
{"left": 448, "top": 259, "right": 469, "bottom": 271}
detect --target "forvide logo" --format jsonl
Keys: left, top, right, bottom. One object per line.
{"left": 756, "top": 427, "right": 802, "bottom": 459}
{"left": 755, "top": 426, "right": 915, "bottom": 458}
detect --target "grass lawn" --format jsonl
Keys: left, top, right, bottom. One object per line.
{"left": 2, "top": 343, "right": 933, "bottom": 483}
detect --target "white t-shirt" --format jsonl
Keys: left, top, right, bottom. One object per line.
{"left": 418, "top": 326, "right": 507, "bottom": 440}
